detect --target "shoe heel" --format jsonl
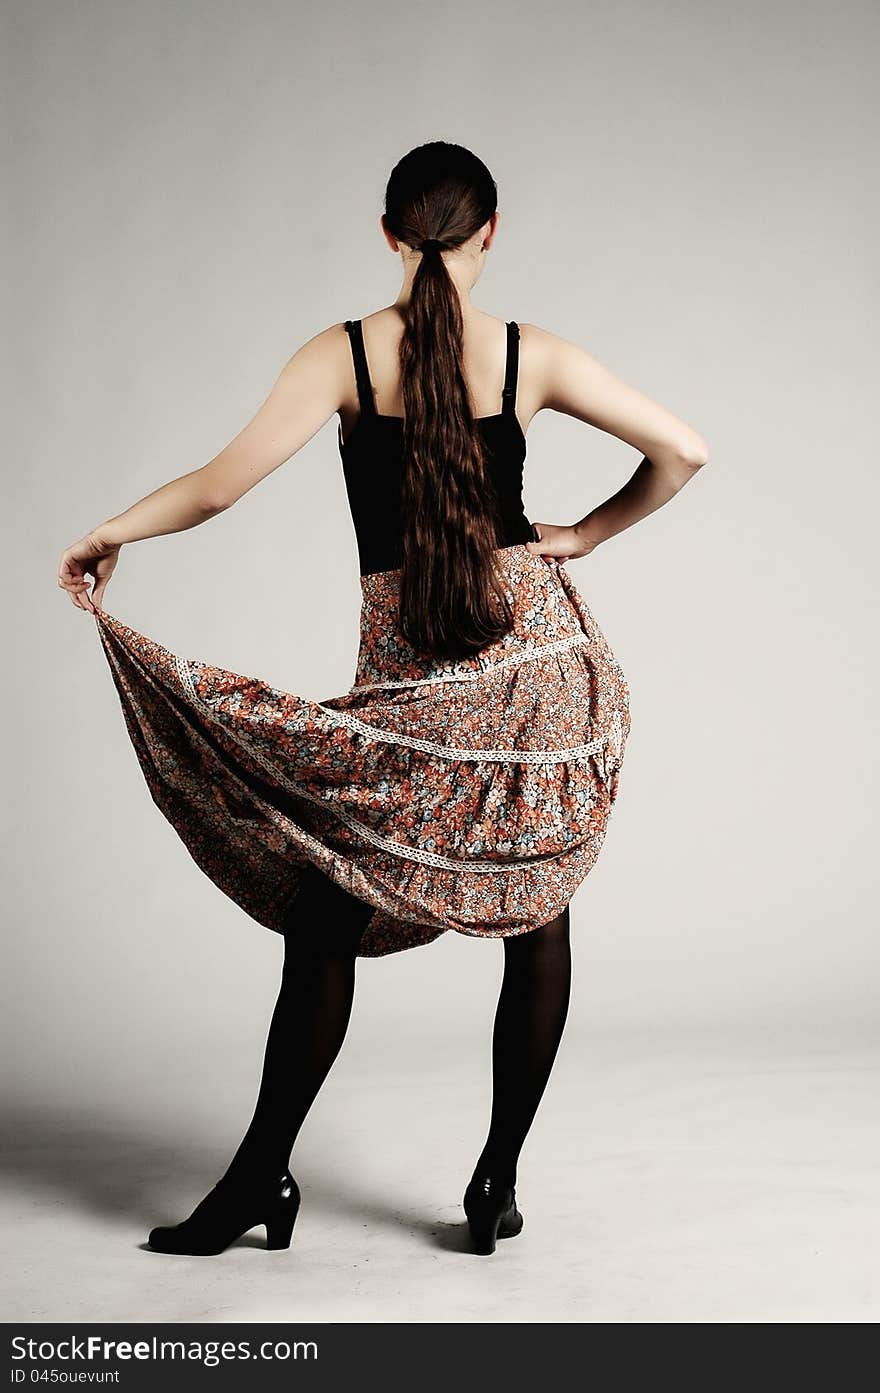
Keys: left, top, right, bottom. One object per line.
{"left": 264, "top": 1176, "right": 300, "bottom": 1251}
{"left": 265, "top": 1212, "right": 296, "bottom": 1250}
{"left": 468, "top": 1213, "right": 503, "bottom": 1255}
{"left": 464, "top": 1176, "right": 523, "bottom": 1256}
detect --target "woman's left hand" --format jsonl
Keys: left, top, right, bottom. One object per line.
{"left": 525, "top": 522, "right": 596, "bottom": 564}
{"left": 57, "top": 532, "right": 121, "bottom": 613}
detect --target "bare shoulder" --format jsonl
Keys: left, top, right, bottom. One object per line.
{"left": 278, "top": 320, "right": 352, "bottom": 372}
{"left": 517, "top": 321, "right": 588, "bottom": 363}
{"left": 516, "top": 321, "right": 557, "bottom": 344}
{"left": 516, "top": 321, "right": 709, "bottom": 461}
{"left": 266, "top": 321, "right": 359, "bottom": 411}
{"left": 514, "top": 322, "right": 592, "bottom": 415}
{"left": 517, "top": 321, "right": 626, "bottom": 414}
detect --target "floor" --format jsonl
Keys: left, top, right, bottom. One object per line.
{"left": 3, "top": 1024, "right": 878, "bottom": 1323}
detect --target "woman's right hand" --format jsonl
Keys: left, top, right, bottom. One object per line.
{"left": 57, "top": 531, "right": 121, "bottom": 613}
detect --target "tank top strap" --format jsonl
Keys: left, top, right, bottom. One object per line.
{"left": 501, "top": 320, "right": 520, "bottom": 416}
{"left": 344, "top": 319, "right": 376, "bottom": 418}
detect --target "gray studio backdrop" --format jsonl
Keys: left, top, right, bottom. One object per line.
{"left": 5, "top": 0, "right": 877, "bottom": 1123}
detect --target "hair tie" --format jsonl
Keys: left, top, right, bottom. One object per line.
{"left": 419, "top": 237, "right": 445, "bottom": 253}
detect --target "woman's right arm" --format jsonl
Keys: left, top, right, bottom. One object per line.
{"left": 58, "top": 324, "right": 350, "bottom": 611}
{"left": 522, "top": 325, "right": 709, "bottom": 562}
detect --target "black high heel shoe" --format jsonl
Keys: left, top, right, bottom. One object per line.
{"left": 147, "top": 1168, "right": 300, "bottom": 1255}
{"left": 463, "top": 1175, "right": 524, "bottom": 1255}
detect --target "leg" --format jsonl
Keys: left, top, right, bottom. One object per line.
{"left": 223, "top": 864, "right": 375, "bottom": 1184}
{"left": 147, "top": 865, "right": 375, "bottom": 1254}
{"left": 471, "top": 904, "right": 572, "bottom": 1190}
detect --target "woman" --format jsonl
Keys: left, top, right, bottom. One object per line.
{"left": 58, "top": 141, "right": 708, "bottom": 1258}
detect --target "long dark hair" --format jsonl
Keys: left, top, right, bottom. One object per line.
{"left": 384, "top": 141, "right": 514, "bottom": 660}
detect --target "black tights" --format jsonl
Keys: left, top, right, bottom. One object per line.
{"left": 224, "top": 866, "right": 572, "bottom": 1191}
{"left": 472, "top": 905, "right": 571, "bottom": 1189}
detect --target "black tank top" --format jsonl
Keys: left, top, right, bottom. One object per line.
{"left": 339, "top": 318, "right": 535, "bottom": 576}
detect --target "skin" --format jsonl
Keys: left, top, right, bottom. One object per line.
{"left": 58, "top": 210, "right": 709, "bottom": 612}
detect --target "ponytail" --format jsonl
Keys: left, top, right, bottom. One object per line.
{"left": 385, "top": 142, "right": 514, "bottom": 660}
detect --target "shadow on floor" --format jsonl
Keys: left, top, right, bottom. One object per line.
{"left": 0, "top": 1099, "right": 473, "bottom": 1251}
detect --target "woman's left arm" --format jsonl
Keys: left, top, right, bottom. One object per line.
{"left": 520, "top": 324, "right": 710, "bottom": 564}
{"left": 58, "top": 323, "right": 346, "bottom": 611}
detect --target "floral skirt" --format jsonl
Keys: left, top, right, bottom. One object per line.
{"left": 95, "top": 544, "right": 632, "bottom": 956}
